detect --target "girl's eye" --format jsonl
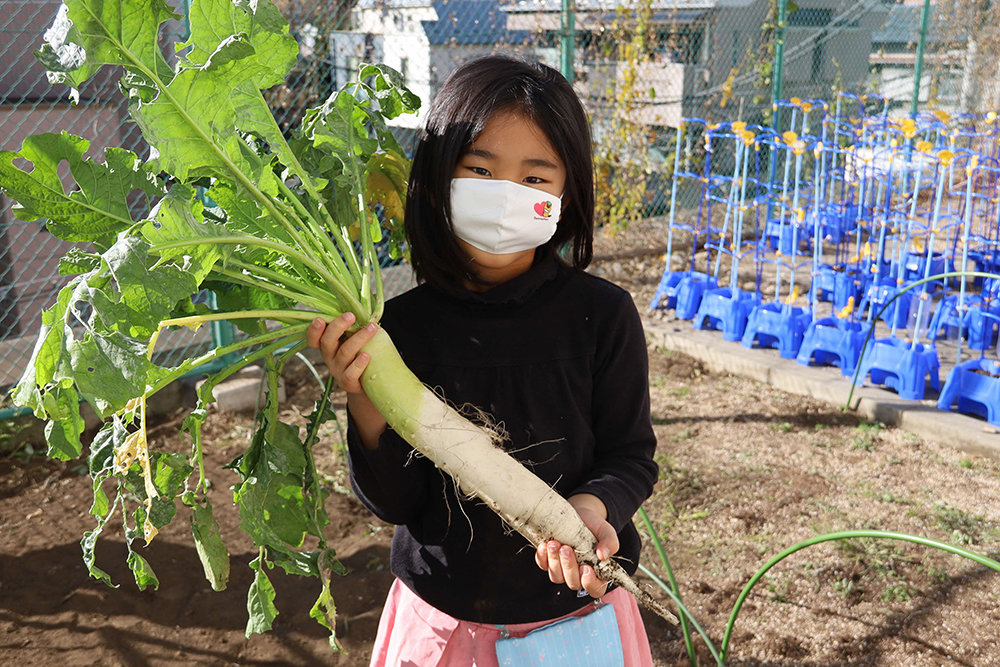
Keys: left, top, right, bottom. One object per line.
{"left": 469, "top": 166, "right": 491, "bottom": 177}
{"left": 524, "top": 176, "right": 544, "bottom": 184}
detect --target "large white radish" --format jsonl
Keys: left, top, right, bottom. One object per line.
{"left": 360, "top": 328, "right": 679, "bottom": 625}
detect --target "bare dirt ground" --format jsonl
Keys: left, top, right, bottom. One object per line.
{"left": 1, "top": 223, "right": 999, "bottom": 666}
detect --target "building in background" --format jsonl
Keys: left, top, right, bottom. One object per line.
{"left": 330, "top": 0, "right": 529, "bottom": 145}
{"left": 505, "top": 0, "right": 889, "bottom": 129}
{"left": 868, "top": 3, "right": 999, "bottom": 115}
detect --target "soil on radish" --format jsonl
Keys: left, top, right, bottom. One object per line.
{"left": 1, "top": 238, "right": 999, "bottom": 666}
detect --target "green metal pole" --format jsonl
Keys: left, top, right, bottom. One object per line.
{"left": 910, "top": 0, "right": 932, "bottom": 117}
{"left": 767, "top": 0, "right": 789, "bottom": 222}
{"left": 560, "top": 0, "right": 576, "bottom": 83}
{"left": 771, "top": 0, "right": 788, "bottom": 130}
{"left": 0, "top": 405, "right": 32, "bottom": 421}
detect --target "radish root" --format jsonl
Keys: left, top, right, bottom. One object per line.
{"left": 360, "top": 328, "right": 679, "bottom": 626}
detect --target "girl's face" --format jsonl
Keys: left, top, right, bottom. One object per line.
{"left": 451, "top": 110, "right": 567, "bottom": 284}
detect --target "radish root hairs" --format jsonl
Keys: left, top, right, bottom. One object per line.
{"left": 359, "top": 327, "right": 680, "bottom": 626}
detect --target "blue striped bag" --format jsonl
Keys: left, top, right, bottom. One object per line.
{"left": 495, "top": 600, "right": 625, "bottom": 667}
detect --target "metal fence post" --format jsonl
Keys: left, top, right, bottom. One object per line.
{"left": 765, "top": 0, "right": 789, "bottom": 224}
{"left": 910, "top": 0, "right": 932, "bottom": 117}
{"left": 771, "top": 0, "right": 788, "bottom": 131}
{"left": 560, "top": 0, "right": 576, "bottom": 83}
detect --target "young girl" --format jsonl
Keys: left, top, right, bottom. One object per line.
{"left": 307, "top": 56, "right": 659, "bottom": 666}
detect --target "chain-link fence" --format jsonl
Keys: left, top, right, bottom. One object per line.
{"left": 1, "top": 0, "right": 993, "bottom": 416}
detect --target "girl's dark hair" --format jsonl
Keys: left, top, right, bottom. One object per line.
{"left": 404, "top": 55, "right": 594, "bottom": 291}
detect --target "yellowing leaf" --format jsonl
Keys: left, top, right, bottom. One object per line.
{"left": 720, "top": 69, "right": 737, "bottom": 109}
{"left": 366, "top": 171, "right": 405, "bottom": 224}
{"left": 365, "top": 149, "right": 410, "bottom": 229}
{"left": 114, "top": 429, "right": 142, "bottom": 473}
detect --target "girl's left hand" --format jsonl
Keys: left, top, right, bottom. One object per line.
{"left": 534, "top": 494, "right": 619, "bottom": 598}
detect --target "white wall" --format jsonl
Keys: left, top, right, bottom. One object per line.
{"left": 334, "top": 5, "right": 438, "bottom": 129}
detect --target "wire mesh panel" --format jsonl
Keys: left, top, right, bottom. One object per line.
{"left": 2, "top": 0, "right": 996, "bottom": 414}
{"left": 0, "top": 0, "right": 175, "bottom": 396}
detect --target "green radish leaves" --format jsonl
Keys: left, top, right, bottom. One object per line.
{"left": 246, "top": 552, "right": 280, "bottom": 637}
{"left": 35, "top": 2, "right": 178, "bottom": 101}
{"left": 189, "top": 497, "right": 231, "bottom": 592}
{"left": 4, "top": 0, "right": 418, "bottom": 647}
{"left": 0, "top": 133, "right": 164, "bottom": 245}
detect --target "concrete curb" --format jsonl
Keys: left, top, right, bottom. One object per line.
{"left": 642, "top": 318, "right": 1000, "bottom": 463}
{"left": 196, "top": 365, "right": 286, "bottom": 413}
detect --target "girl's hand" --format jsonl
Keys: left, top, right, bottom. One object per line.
{"left": 306, "top": 312, "right": 378, "bottom": 394}
{"left": 534, "top": 494, "right": 619, "bottom": 598}
{"left": 307, "top": 313, "right": 387, "bottom": 449}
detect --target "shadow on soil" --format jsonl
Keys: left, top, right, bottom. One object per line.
{"left": 0, "top": 538, "right": 393, "bottom": 634}
{"left": 652, "top": 411, "right": 859, "bottom": 430}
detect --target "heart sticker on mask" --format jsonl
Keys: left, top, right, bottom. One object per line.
{"left": 533, "top": 201, "right": 553, "bottom": 218}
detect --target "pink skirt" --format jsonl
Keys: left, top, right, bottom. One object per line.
{"left": 368, "top": 579, "right": 655, "bottom": 667}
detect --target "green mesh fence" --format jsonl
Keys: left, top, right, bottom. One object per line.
{"left": 1, "top": 0, "right": 988, "bottom": 415}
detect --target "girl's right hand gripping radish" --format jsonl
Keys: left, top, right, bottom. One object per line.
{"left": 307, "top": 313, "right": 386, "bottom": 450}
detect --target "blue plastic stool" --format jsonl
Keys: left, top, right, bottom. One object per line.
{"left": 837, "top": 204, "right": 863, "bottom": 230}
{"left": 929, "top": 294, "right": 963, "bottom": 341}
{"left": 938, "top": 358, "right": 1000, "bottom": 426}
{"left": 928, "top": 295, "right": 1000, "bottom": 350}
{"left": 833, "top": 270, "right": 865, "bottom": 312}
{"left": 903, "top": 251, "right": 949, "bottom": 282}
{"left": 693, "top": 287, "right": 758, "bottom": 342}
{"left": 796, "top": 317, "right": 871, "bottom": 376}
{"left": 812, "top": 266, "right": 838, "bottom": 303}
{"left": 967, "top": 251, "right": 1000, "bottom": 286}
{"left": 825, "top": 210, "right": 856, "bottom": 245}
{"left": 857, "top": 337, "right": 940, "bottom": 401}
{"left": 865, "top": 279, "right": 913, "bottom": 329}
{"left": 966, "top": 306, "right": 1000, "bottom": 350}
{"left": 806, "top": 208, "right": 857, "bottom": 248}
{"left": 741, "top": 303, "right": 812, "bottom": 359}
{"left": 764, "top": 219, "right": 808, "bottom": 254}
{"left": 649, "top": 271, "right": 717, "bottom": 321}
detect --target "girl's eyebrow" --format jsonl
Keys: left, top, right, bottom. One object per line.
{"left": 523, "top": 157, "right": 559, "bottom": 170}
{"left": 465, "top": 148, "right": 496, "bottom": 160}
{"left": 464, "top": 148, "right": 559, "bottom": 170}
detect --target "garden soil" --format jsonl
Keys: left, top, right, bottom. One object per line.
{"left": 2, "top": 224, "right": 999, "bottom": 666}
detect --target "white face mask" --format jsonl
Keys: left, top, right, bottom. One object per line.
{"left": 449, "top": 178, "right": 562, "bottom": 255}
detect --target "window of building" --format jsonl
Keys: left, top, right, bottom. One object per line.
{"left": 655, "top": 28, "right": 704, "bottom": 65}
{"left": 787, "top": 8, "right": 832, "bottom": 27}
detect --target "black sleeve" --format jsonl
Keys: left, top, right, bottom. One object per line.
{"left": 570, "top": 291, "right": 659, "bottom": 532}
{"left": 346, "top": 412, "right": 434, "bottom": 525}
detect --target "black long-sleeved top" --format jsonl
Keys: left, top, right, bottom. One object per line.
{"left": 346, "top": 253, "right": 659, "bottom": 624}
